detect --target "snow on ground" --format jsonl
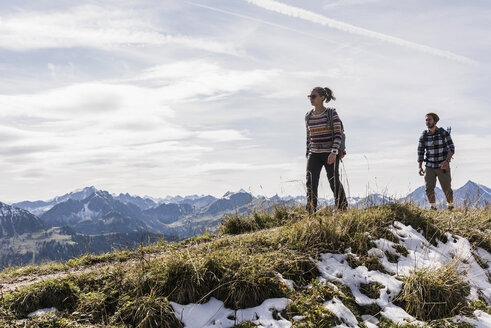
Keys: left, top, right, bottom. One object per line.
{"left": 172, "top": 297, "right": 291, "bottom": 328}
{"left": 27, "top": 307, "right": 57, "bottom": 318}
{"left": 324, "top": 297, "right": 358, "bottom": 327}
{"left": 172, "top": 221, "right": 491, "bottom": 327}
{"left": 454, "top": 310, "right": 491, "bottom": 328}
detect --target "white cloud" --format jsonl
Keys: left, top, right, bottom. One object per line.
{"left": 129, "top": 60, "right": 283, "bottom": 101}
{"left": 0, "top": 5, "right": 239, "bottom": 55}
{"left": 197, "top": 130, "right": 250, "bottom": 142}
{"left": 323, "top": 0, "right": 382, "bottom": 9}
{"left": 245, "top": 0, "right": 476, "bottom": 64}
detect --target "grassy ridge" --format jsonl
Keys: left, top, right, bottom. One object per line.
{"left": 0, "top": 203, "right": 489, "bottom": 327}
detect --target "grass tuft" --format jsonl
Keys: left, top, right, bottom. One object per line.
{"left": 4, "top": 279, "right": 80, "bottom": 318}
{"left": 219, "top": 205, "right": 297, "bottom": 235}
{"left": 395, "top": 263, "right": 470, "bottom": 321}
{"left": 113, "top": 290, "right": 182, "bottom": 328}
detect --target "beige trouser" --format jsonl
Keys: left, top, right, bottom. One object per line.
{"left": 425, "top": 166, "right": 453, "bottom": 204}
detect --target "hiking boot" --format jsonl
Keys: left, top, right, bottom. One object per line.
{"left": 430, "top": 206, "right": 437, "bottom": 211}
{"left": 447, "top": 205, "right": 454, "bottom": 211}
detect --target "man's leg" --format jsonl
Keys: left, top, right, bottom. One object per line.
{"left": 425, "top": 167, "right": 437, "bottom": 208}
{"left": 306, "top": 153, "right": 323, "bottom": 214}
{"left": 436, "top": 167, "right": 453, "bottom": 207}
{"left": 325, "top": 155, "right": 348, "bottom": 210}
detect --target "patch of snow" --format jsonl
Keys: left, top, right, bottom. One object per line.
{"left": 324, "top": 297, "right": 358, "bottom": 327}
{"left": 377, "top": 221, "right": 491, "bottom": 302}
{"left": 361, "top": 314, "right": 379, "bottom": 328}
{"left": 78, "top": 203, "right": 98, "bottom": 220}
{"left": 453, "top": 310, "right": 491, "bottom": 328}
{"left": 318, "top": 221, "right": 491, "bottom": 326}
{"left": 172, "top": 297, "right": 291, "bottom": 328}
{"left": 277, "top": 273, "right": 295, "bottom": 290}
{"left": 316, "top": 253, "right": 416, "bottom": 325}
{"left": 27, "top": 307, "right": 57, "bottom": 318}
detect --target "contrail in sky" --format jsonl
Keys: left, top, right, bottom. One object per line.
{"left": 185, "top": 1, "right": 340, "bottom": 46}
{"left": 246, "top": 0, "right": 476, "bottom": 65}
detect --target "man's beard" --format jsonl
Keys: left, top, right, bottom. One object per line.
{"left": 427, "top": 123, "right": 435, "bottom": 129}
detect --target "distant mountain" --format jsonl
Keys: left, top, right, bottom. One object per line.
{"left": 0, "top": 201, "right": 167, "bottom": 268}
{"left": 72, "top": 211, "right": 148, "bottom": 235}
{"left": 0, "top": 202, "right": 46, "bottom": 238}
{"left": 401, "top": 186, "right": 445, "bottom": 207}
{"left": 114, "top": 193, "right": 157, "bottom": 210}
{"left": 179, "top": 195, "right": 217, "bottom": 209}
{"left": 401, "top": 180, "right": 490, "bottom": 208}
{"left": 454, "top": 180, "right": 491, "bottom": 207}
{"left": 144, "top": 203, "right": 194, "bottom": 225}
{"left": 160, "top": 194, "right": 217, "bottom": 210}
{"left": 41, "top": 190, "right": 146, "bottom": 234}
{"left": 353, "top": 194, "right": 395, "bottom": 208}
{"left": 203, "top": 191, "right": 254, "bottom": 215}
{"left": 13, "top": 186, "right": 98, "bottom": 216}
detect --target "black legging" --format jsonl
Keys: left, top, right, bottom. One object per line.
{"left": 306, "top": 152, "right": 348, "bottom": 212}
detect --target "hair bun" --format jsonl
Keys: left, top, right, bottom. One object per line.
{"left": 324, "top": 87, "right": 336, "bottom": 101}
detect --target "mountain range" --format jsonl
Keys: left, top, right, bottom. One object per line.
{"left": 1, "top": 180, "right": 488, "bottom": 268}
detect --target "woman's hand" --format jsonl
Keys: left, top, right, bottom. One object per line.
{"left": 328, "top": 152, "right": 337, "bottom": 165}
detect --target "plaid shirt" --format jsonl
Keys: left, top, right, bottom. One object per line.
{"left": 418, "top": 127, "right": 455, "bottom": 168}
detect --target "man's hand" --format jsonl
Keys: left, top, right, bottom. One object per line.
{"left": 418, "top": 165, "right": 424, "bottom": 176}
{"left": 340, "top": 151, "right": 345, "bottom": 159}
{"left": 328, "top": 152, "right": 337, "bottom": 165}
{"left": 440, "top": 159, "right": 449, "bottom": 170}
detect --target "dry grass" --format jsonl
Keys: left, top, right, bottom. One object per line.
{"left": 395, "top": 263, "right": 470, "bottom": 321}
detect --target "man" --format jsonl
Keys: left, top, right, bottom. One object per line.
{"left": 417, "top": 112, "right": 455, "bottom": 210}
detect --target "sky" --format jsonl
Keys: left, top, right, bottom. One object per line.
{"left": 1, "top": 0, "right": 490, "bottom": 203}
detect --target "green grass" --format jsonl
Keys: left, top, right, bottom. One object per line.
{"left": 4, "top": 279, "right": 80, "bottom": 318}
{"left": 0, "top": 203, "right": 489, "bottom": 327}
{"left": 395, "top": 263, "right": 471, "bottom": 321}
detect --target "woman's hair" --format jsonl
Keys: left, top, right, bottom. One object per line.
{"left": 312, "top": 86, "right": 336, "bottom": 103}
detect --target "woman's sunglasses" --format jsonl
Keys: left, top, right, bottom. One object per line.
{"left": 307, "top": 94, "right": 318, "bottom": 99}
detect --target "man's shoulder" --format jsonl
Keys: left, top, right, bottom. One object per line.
{"left": 438, "top": 127, "right": 449, "bottom": 135}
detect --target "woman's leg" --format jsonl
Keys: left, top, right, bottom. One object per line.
{"left": 306, "top": 153, "right": 324, "bottom": 213}
{"left": 325, "top": 155, "right": 348, "bottom": 210}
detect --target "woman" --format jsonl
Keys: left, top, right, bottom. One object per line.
{"left": 305, "top": 86, "right": 348, "bottom": 213}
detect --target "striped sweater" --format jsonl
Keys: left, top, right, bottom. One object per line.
{"left": 306, "top": 108, "right": 343, "bottom": 154}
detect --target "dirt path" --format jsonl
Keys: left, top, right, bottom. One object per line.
{"left": 0, "top": 250, "right": 170, "bottom": 294}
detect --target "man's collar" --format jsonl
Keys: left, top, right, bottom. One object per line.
{"left": 428, "top": 126, "right": 438, "bottom": 134}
